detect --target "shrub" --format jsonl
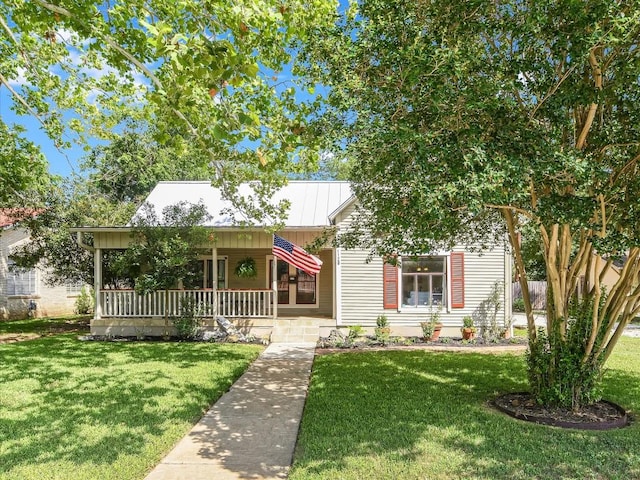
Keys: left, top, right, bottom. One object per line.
{"left": 513, "top": 297, "right": 525, "bottom": 312}
{"left": 74, "top": 286, "right": 94, "bottom": 314}
{"left": 174, "top": 297, "right": 203, "bottom": 340}
{"left": 348, "top": 325, "right": 364, "bottom": 339}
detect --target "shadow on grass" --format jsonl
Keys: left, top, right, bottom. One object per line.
{"left": 0, "top": 335, "right": 261, "bottom": 474}
{"left": 292, "top": 350, "right": 640, "bottom": 480}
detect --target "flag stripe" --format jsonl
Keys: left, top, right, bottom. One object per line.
{"left": 272, "top": 235, "right": 322, "bottom": 275}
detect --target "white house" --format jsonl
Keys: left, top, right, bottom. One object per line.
{"left": 1, "top": 210, "right": 81, "bottom": 319}
{"left": 72, "top": 181, "right": 512, "bottom": 340}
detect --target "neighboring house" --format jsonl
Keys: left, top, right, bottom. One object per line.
{"left": 0, "top": 210, "right": 80, "bottom": 319}
{"left": 73, "top": 181, "right": 512, "bottom": 339}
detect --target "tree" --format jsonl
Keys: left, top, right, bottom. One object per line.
{"left": 0, "top": 120, "right": 50, "bottom": 205}
{"left": 113, "top": 201, "right": 211, "bottom": 337}
{"left": 301, "top": 0, "right": 640, "bottom": 409}
{"left": 1, "top": 0, "right": 336, "bottom": 219}
{"left": 81, "top": 126, "right": 210, "bottom": 203}
{"left": 11, "top": 127, "right": 211, "bottom": 286}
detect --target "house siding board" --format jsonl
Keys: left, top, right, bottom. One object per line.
{"left": 1, "top": 227, "right": 77, "bottom": 319}
{"left": 340, "top": 247, "right": 507, "bottom": 326}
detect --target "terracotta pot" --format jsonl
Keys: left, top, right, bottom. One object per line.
{"left": 462, "top": 327, "right": 475, "bottom": 340}
{"left": 430, "top": 323, "right": 443, "bottom": 341}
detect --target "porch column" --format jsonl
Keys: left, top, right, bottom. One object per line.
{"left": 272, "top": 257, "right": 278, "bottom": 319}
{"left": 212, "top": 247, "right": 217, "bottom": 318}
{"left": 94, "top": 248, "right": 102, "bottom": 320}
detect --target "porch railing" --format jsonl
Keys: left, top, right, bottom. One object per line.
{"left": 99, "top": 289, "right": 274, "bottom": 318}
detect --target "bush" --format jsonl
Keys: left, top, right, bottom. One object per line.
{"left": 174, "top": 297, "right": 203, "bottom": 340}
{"left": 513, "top": 298, "right": 525, "bottom": 312}
{"left": 74, "top": 286, "right": 94, "bottom": 314}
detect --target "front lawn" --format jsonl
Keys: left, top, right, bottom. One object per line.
{"left": 291, "top": 337, "right": 640, "bottom": 480}
{"left": 0, "top": 335, "right": 262, "bottom": 480}
{"left": 0, "top": 315, "right": 90, "bottom": 337}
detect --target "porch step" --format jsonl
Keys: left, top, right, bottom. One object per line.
{"left": 270, "top": 324, "right": 320, "bottom": 343}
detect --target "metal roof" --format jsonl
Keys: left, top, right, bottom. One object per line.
{"left": 135, "top": 181, "right": 353, "bottom": 228}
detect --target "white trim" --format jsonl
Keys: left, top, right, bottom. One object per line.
{"left": 397, "top": 253, "right": 451, "bottom": 313}
{"left": 335, "top": 248, "right": 342, "bottom": 324}
{"left": 266, "top": 255, "right": 320, "bottom": 309}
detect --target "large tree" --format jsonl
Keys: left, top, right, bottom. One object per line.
{"left": 11, "top": 126, "right": 213, "bottom": 286}
{"left": 301, "top": 0, "right": 640, "bottom": 408}
{"left": 1, "top": 0, "right": 335, "bottom": 217}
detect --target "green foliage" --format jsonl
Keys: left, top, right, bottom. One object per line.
{"left": 462, "top": 316, "right": 475, "bottom": 330}
{"left": 0, "top": 121, "right": 50, "bottom": 206}
{"left": 73, "top": 286, "right": 94, "bottom": 315}
{"left": 375, "top": 314, "right": 388, "bottom": 328}
{"left": 113, "top": 201, "right": 212, "bottom": 295}
{"left": 300, "top": 0, "right": 640, "bottom": 406}
{"left": 512, "top": 298, "right": 526, "bottom": 313}
{"left": 420, "top": 308, "right": 442, "bottom": 339}
{"left": 527, "top": 293, "right": 609, "bottom": 409}
{"left": 477, "top": 281, "right": 503, "bottom": 342}
{"left": 174, "top": 297, "right": 203, "bottom": 340}
{"left": 347, "top": 325, "right": 364, "bottom": 339}
{"left": 1, "top": 0, "right": 337, "bottom": 224}
{"left": 234, "top": 257, "right": 258, "bottom": 279}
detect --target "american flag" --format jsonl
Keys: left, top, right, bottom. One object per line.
{"left": 272, "top": 234, "right": 323, "bottom": 276}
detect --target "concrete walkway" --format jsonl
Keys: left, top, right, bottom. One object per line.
{"left": 145, "top": 343, "right": 316, "bottom": 480}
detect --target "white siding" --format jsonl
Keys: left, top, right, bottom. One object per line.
{"left": 0, "top": 228, "right": 78, "bottom": 319}
{"left": 337, "top": 204, "right": 509, "bottom": 327}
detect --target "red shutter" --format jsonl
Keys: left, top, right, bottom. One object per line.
{"left": 450, "top": 252, "right": 465, "bottom": 308}
{"left": 382, "top": 262, "right": 398, "bottom": 309}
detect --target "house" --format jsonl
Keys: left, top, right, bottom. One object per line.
{"left": 1, "top": 210, "right": 81, "bottom": 319}
{"left": 72, "top": 181, "right": 513, "bottom": 340}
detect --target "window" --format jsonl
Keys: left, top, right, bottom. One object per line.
{"left": 401, "top": 256, "right": 446, "bottom": 308}
{"left": 66, "top": 281, "right": 85, "bottom": 296}
{"left": 206, "top": 258, "right": 227, "bottom": 289}
{"left": 268, "top": 258, "right": 319, "bottom": 307}
{"left": 7, "top": 260, "right": 37, "bottom": 296}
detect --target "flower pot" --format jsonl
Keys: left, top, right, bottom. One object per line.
{"left": 462, "top": 327, "right": 475, "bottom": 340}
{"left": 430, "top": 323, "right": 443, "bottom": 341}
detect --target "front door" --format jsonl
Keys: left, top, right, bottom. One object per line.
{"left": 268, "top": 259, "right": 318, "bottom": 307}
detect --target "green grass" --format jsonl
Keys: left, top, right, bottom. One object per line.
{"left": 291, "top": 337, "right": 640, "bottom": 480}
{"left": 0, "top": 315, "right": 90, "bottom": 335}
{"left": 0, "top": 335, "right": 263, "bottom": 480}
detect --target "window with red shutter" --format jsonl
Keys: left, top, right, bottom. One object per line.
{"left": 450, "top": 252, "right": 465, "bottom": 308}
{"left": 382, "top": 262, "right": 398, "bottom": 309}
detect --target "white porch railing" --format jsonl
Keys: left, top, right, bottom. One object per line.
{"left": 99, "top": 289, "right": 274, "bottom": 318}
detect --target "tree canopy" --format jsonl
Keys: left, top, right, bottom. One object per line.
{"left": 1, "top": 0, "right": 336, "bottom": 217}
{"left": 301, "top": 0, "right": 640, "bottom": 408}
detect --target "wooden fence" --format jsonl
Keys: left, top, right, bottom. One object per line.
{"left": 512, "top": 281, "right": 547, "bottom": 310}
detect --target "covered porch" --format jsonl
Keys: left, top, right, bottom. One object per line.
{"left": 84, "top": 229, "right": 336, "bottom": 337}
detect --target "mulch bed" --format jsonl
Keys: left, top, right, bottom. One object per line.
{"left": 316, "top": 336, "right": 528, "bottom": 355}
{"left": 493, "top": 392, "right": 630, "bottom": 430}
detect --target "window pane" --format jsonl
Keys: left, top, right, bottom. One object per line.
{"left": 296, "top": 269, "right": 316, "bottom": 304}
{"left": 277, "top": 260, "right": 289, "bottom": 304}
{"left": 432, "top": 275, "right": 445, "bottom": 306}
{"left": 8, "top": 261, "right": 37, "bottom": 296}
{"left": 416, "top": 276, "right": 431, "bottom": 305}
{"left": 402, "top": 275, "right": 416, "bottom": 307}
{"left": 217, "top": 259, "right": 226, "bottom": 289}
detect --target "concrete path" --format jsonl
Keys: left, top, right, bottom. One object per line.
{"left": 145, "top": 343, "right": 316, "bottom": 480}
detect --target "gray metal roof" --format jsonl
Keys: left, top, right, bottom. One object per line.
{"left": 136, "top": 181, "right": 354, "bottom": 228}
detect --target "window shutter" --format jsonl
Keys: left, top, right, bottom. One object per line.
{"left": 450, "top": 252, "right": 465, "bottom": 308}
{"left": 382, "top": 262, "right": 398, "bottom": 309}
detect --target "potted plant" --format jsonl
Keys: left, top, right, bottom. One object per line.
{"left": 374, "top": 314, "right": 391, "bottom": 345}
{"left": 420, "top": 308, "right": 443, "bottom": 341}
{"left": 234, "top": 257, "right": 257, "bottom": 278}
{"left": 461, "top": 315, "right": 476, "bottom": 340}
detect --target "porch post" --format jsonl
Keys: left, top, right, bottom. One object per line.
{"left": 94, "top": 248, "right": 102, "bottom": 320}
{"left": 272, "top": 257, "right": 278, "bottom": 319}
{"left": 212, "top": 247, "right": 217, "bottom": 318}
